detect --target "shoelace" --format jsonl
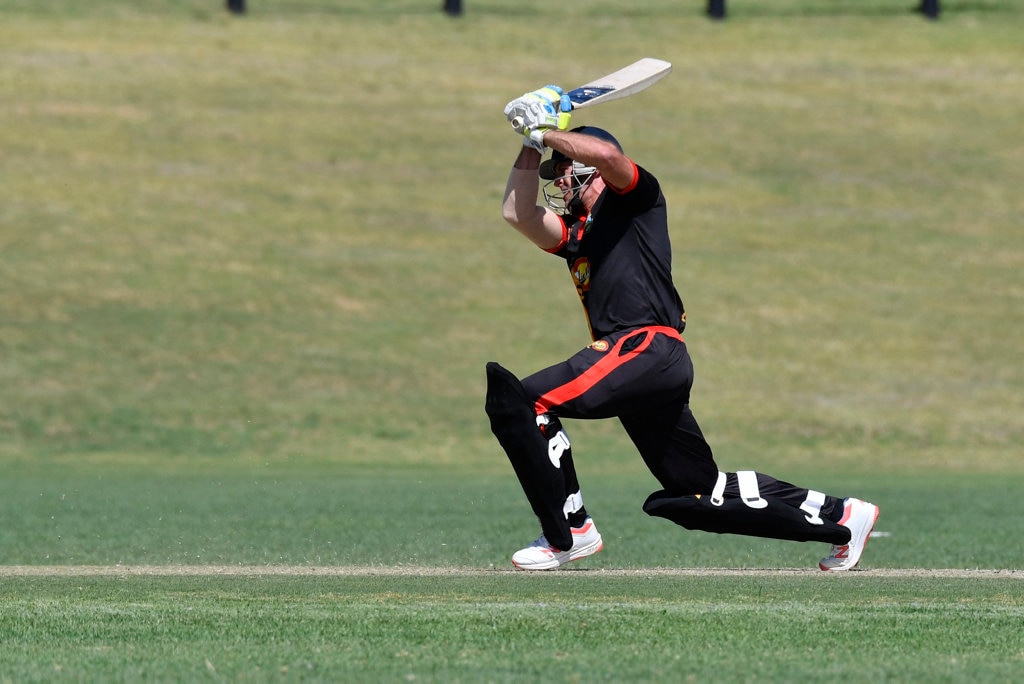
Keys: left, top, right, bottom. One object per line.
{"left": 825, "top": 543, "right": 849, "bottom": 558}
{"left": 529, "top": 535, "right": 551, "bottom": 549}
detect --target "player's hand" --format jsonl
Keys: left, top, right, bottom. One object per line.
{"left": 504, "top": 89, "right": 573, "bottom": 135}
{"left": 528, "top": 85, "right": 563, "bottom": 108}
{"left": 504, "top": 99, "right": 550, "bottom": 153}
{"left": 504, "top": 93, "right": 558, "bottom": 135}
{"left": 526, "top": 86, "right": 573, "bottom": 129}
{"left": 522, "top": 129, "right": 547, "bottom": 153}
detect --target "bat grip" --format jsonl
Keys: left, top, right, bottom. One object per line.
{"left": 510, "top": 116, "right": 524, "bottom": 130}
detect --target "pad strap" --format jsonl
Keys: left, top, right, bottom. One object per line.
{"left": 737, "top": 470, "right": 767, "bottom": 509}
{"left": 563, "top": 490, "right": 584, "bottom": 518}
{"left": 800, "top": 490, "right": 826, "bottom": 525}
{"left": 539, "top": 414, "right": 571, "bottom": 468}
{"left": 709, "top": 471, "right": 727, "bottom": 506}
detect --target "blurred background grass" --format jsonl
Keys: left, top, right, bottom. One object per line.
{"left": 1, "top": 1, "right": 1022, "bottom": 566}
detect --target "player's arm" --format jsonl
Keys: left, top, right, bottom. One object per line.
{"left": 501, "top": 146, "right": 566, "bottom": 251}
{"left": 541, "top": 129, "right": 636, "bottom": 191}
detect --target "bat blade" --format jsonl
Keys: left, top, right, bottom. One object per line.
{"left": 566, "top": 58, "right": 672, "bottom": 110}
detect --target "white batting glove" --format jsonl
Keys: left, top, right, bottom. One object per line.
{"left": 505, "top": 85, "right": 568, "bottom": 129}
{"left": 522, "top": 129, "right": 547, "bottom": 153}
{"left": 504, "top": 94, "right": 558, "bottom": 135}
{"left": 504, "top": 86, "right": 573, "bottom": 154}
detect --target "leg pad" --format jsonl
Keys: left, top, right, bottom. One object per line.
{"left": 643, "top": 490, "right": 849, "bottom": 544}
{"left": 486, "top": 362, "right": 573, "bottom": 550}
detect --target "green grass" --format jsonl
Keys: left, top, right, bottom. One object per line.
{"left": 1, "top": 465, "right": 1022, "bottom": 569}
{"left": 3, "top": 574, "right": 1023, "bottom": 681}
{"left": 3, "top": 0, "right": 1023, "bottom": 472}
{"left": 1, "top": 0, "right": 1023, "bottom": 681}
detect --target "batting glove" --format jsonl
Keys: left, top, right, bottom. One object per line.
{"left": 530, "top": 86, "right": 574, "bottom": 131}
{"left": 505, "top": 97, "right": 573, "bottom": 143}
{"left": 529, "top": 85, "right": 564, "bottom": 107}
{"left": 504, "top": 94, "right": 557, "bottom": 134}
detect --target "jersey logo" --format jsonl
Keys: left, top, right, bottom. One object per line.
{"left": 590, "top": 340, "right": 609, "bottom": 352}
{"left": 570, "top": 257, "right": 591, "bottom": 293}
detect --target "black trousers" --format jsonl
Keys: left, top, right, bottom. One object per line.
{"left": 520, "top": 325, "right": 840, "bottom": 516}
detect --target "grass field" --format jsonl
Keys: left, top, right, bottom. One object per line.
{"left": 2, "top": 0, "right": 1023, "bottom": 680}
{"left": 3, "top": 569, "right": 1022, "bottom": 681}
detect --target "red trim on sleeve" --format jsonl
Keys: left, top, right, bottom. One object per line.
{"left": 607, "top": 159, "right": 640, "bottom": 195}
{"left": 543, "top": 215, "right": 570, "bottom": 253}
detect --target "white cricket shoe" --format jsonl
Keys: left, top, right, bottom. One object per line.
{"left": 511, "top": 518, "right": 604, "bottom": 571}
{"left": 819, "top": 497, "right": 880, "bottom": 571}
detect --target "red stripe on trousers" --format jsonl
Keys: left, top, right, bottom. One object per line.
{"left": 534, "top": 326, "right": 681, "bottom": 415}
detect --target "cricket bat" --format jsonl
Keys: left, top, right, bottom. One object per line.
{"left": 510, "top": 58, "right": 672, "bottom": 130}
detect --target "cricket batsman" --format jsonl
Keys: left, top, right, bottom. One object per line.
{"left": 486, "top": 85, "right": 880, "bottom": 571}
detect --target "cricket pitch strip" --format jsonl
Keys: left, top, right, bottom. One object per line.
{"left": 0, "top": 565, "right": 1018, "bottom": 578}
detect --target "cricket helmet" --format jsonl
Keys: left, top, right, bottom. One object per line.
{"left": 539, "top": 126, "right": 623, "bottom": 215}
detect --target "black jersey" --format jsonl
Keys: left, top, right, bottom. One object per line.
{"left": 548, "top": 162, "right": 686, "bottom": 340}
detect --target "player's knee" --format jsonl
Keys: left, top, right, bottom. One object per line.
{"left": 484, "top": 362, "right": 531, "bottom": 428}
{"left": 486, "top": 362, "right": 568, "bottom": 441}
{"left": 655, "top": 460, "right": 720, "bottom": 498}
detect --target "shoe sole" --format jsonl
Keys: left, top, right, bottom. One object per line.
{"left": 820, "top": 502, "right": 879, "bottom": 571}
{"left": 569, "top": 535, "right": 604, "bottom": 562}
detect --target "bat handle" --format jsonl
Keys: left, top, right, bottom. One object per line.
{"left": 510, "top": 116, "right": 524, "bottom": 130}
